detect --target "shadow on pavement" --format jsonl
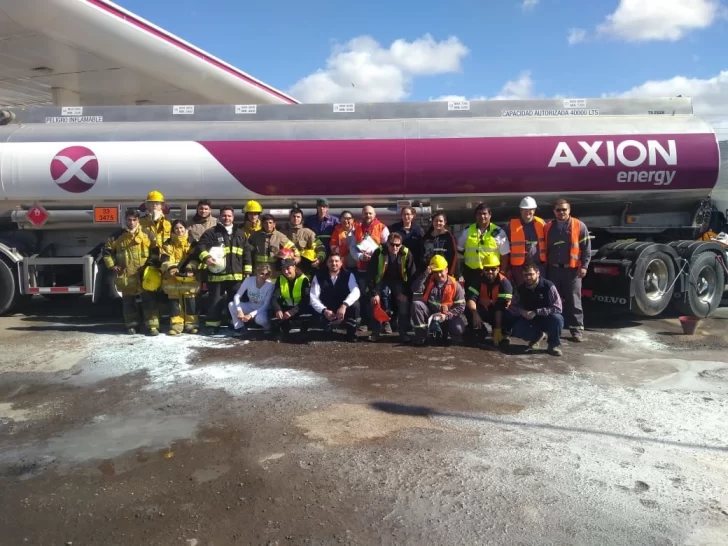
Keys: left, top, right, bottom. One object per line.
{"left": 369, "top": 401, "right": 728, "bottom": 453}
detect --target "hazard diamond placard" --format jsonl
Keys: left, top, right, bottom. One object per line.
{"left": 27, "top": 203, "right": 50, "bottom": 228}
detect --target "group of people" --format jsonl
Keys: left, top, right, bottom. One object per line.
{"left": 102, "top": 191, "right": 591, "bottom": 356}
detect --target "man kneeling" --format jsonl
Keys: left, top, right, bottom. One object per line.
{"left": 270, "top": 259, "right": 312, "bottom": 341}
{"left": 309, "top": 253, "right": 361, "bottom": 342}
{"left": 506, "top": 262, "right": 564, "bottom": 356}
{"left": 466, "top": 254, "right": 513, "bottom": 348}
{"left": 411, "top": 255, "right": 466, "bottom": 346}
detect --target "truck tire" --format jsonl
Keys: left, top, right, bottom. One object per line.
{"left": 0, "top": 257, "right": 21, "bottom": 316}
{"left": 632, "top": 251, "right": 676, "bottom": 316}
{"left": 673, "top": 251, "right": 725, "bottom": 318}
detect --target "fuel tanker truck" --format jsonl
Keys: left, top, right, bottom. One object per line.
{"left": 0, "top": 97, "right": 727, "bottom": 319}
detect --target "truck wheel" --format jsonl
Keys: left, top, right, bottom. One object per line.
{"left": 673, "top": 252, "right": 725, "bottom": 318}
{"left": 0, "top": 257, "right": 21, "bottom": 316}
{"left": 632, "top": 251, "right": 676, "bottom": 316}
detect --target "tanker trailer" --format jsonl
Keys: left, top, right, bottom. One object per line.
{"left": 0, "top": 97, "right": 726, "bottom": 318}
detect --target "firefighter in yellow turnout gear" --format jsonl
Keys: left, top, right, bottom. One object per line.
{"left": 102, "top": 208, "right": 159, "bottom": 335}
{"left": 140, "top": 190, "right": 172, "bottom": 249}
{"left": 161, "top": 220, "right": 201, "bottom": 335}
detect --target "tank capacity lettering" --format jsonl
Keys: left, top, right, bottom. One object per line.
{"left": 549, "top": 139, "right": 678, "bottom": 186}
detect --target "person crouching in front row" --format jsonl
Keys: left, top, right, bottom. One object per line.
{"left": 228, "top": 264, "right": 274, "bottom": 337}
{"left": 411, "top": 255, "right": 466, "bottom": 346}
{"left": 505, "top": 262, "right": 564, "bottom": 356}
{"left": 465, "top": 254, "right": 513, "bottom": 349}
{"left": 269, "top": 258, "right": 313, "bottom": 342}
{"left": 309, "top": 253, "right": 361, "bottom": 342}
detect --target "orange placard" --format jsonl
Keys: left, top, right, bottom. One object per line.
{"left": 94, "top": 206, "right": 119, "bottom": 223}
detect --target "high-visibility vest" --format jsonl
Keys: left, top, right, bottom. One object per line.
{"left": 477, "top": 273, "right": 512, "bottom": 309}
{"left": 375, "top": 247, "right": 409, "bottom": 283}
{"left": 544, "top": 217, "right": 582, "bottom": 268}
{"left": 355, "top": 220, "right": 387, "bottom": 271}
{"left": 423, "top": 275, "right": 458, "bottom": 309}
{"left": 509, "top": 218, "right": 547, "bottom": 266}
{"left": 463, "top": 223, "right": 501, "bottom": 270}
{"left": 279, "top": 275, "right": 305, "bottom": 306}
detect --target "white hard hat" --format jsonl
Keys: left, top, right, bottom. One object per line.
{"left": 207, "top": 246, "right": 226, "bottom": 274}
{"left": 519, "top": 196, "right": 537, "bottom": 209}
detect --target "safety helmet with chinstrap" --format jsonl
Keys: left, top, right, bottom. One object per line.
{"left": 244, "top": 200, "right": 263, "bottom": 213}
{"left": 519, "top": 196, "right": 537, "bottom": 209}
{"left": 429, "top": 255, "right": 448, "bottom": 272}
{"left": 481, "top": 254, "right": 500, "bottom": 268}
{"left": 146, "top": 190, "right": 165, "bottom": 203}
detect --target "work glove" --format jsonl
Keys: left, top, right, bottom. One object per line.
{"left": 493, "top": 328, "right": 504, "bottom": 346}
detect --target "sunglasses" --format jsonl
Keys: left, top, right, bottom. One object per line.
{"left": 389, "top": 242, "right": 402, "bottom": 247}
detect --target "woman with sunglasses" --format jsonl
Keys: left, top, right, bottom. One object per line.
{"left": 228, "top": 264, "right": 275, "bottom": 335}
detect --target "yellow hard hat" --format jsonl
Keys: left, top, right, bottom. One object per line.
{"left": 482, "top": 254, "right": 501, "bottom": 268}
{"left": 146, "top": 190, "right": 164, "bottom": 203}
{"left": 244, "top": 200, "right": 263, "bottom": 213}
{"left": 429, "top": 255, "right": 448, "bottom": 272}
{"left": 301, "top": 249, "right": 317, "bottom": 261}
{"left": 142, "top": 266, "right": 162, "bottom": 291}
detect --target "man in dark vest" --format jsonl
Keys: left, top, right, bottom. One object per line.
{"left": 309, "top": 253, "right": 361, "bottom": 342}
{"left": 505, "top": 262, "right": 564, "bottom": 356}
{"left": 270, "top": 259, "right": 312, "bottom": 341}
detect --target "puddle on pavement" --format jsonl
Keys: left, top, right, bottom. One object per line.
{"left": 295, "top": 403, "right": 446, "bottom": 446}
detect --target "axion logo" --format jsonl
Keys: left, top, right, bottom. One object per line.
{"left": 548, "top": 140, "right": 677, "bottom": 168}
{"left": 50, "top": 146, "right": 99, "bottom": 193}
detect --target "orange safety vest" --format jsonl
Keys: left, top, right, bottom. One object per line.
{"left": 544, "top": 217, "right": 582, "bottom": 268}
{"left": 423, "top": 275, "right": 458, "bottom": 310}
{"left": 355, "top": 220, "right": 387, "bottom": 271}
{"left": 479, "top": 273, "right": 510, "bottom": 309}
{"left": 509, "top": 218, "right": 547, "bottom": 266}
{"left": 330, "top": 223, "right": 353, "bottom": 259}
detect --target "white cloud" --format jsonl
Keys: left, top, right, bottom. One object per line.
{"left": 596, "top": 0, "right": 721, "bottom": 42}
{"left": 521, "top": 0, "right": 539, "bottom": 11}
{"left": 567, "top": 28, "right": 587, "bottom": 45}
{"left": 610, "top": 70, "right": 728, "bottom": 139}
{"left": 431, "top": 71, "right": 534, "bottom": 102}
{"left": 289, "top": 34, "right": 469, "bottom": 103}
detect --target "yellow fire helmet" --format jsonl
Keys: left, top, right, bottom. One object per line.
{"left": 429, "top": 254, "right": 448, "bottom": 272}
{"left": 301, "top": 249, "right": 317, "bottom": 261}
{"left": 146, "top": 190, "right": 165, "bottom": 203}
{"left": 244, "top": 200, "right": 263, "bottom": 213}
{"left": 141, "top": 266, "right": 162, "bottom": 291}
{"left": 482, "top": 254, "right": 501, "bottom": 268}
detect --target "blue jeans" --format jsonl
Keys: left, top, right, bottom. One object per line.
{"left": 508, "top": 313, "right": 564, "bottom": 347}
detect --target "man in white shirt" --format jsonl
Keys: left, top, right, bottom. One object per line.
{"left": 310, "top": 253, "right": 361, "bottom": 342}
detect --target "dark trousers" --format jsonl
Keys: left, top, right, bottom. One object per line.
{"left": 462, "top": 266, "right": 482, "bottom": 293}
{"left": 355, "top": 270, "right": 371, "bottom": 327}
{"left": 270, "top": 305, "right": 313, "bottom": 336}
{"left": 205, "top": 280, "right": 241, "bottom": 327}
{"left": 372, "top": 281, "right": 411, "bottom": 335}
{"left": 316, "top": 300, "right": 360, "bottom": 339}
{"left": 411, "top": 300, "right": 465, "bottom": 342}
{"left": 467, "top": 305, "right": 505, "bottom": 332}
{"left": 507, "top": 313, "right": 564, "bottom": 347}
{"left": 547, "top": 266, "right": 584, "bottom": 331}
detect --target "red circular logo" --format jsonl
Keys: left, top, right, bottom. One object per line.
{"left": 50, "top": 146, "right": 99, "bottom": 193}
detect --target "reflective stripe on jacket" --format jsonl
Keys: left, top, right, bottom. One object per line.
{"left": 509, "top": 217, "right": 547, "bottom": 266}
{"left": 279, "top": 274, "right": 306, "bottom": 306}
{"left": 463, "top": 223, "right": 501, "bottom": 270}
{"left": 544, "top": 217, "right": 582, "bottom": 268}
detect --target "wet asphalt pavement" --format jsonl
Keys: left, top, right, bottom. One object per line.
{"left": 1, "top": 297, "right": 727, "bottom": 545}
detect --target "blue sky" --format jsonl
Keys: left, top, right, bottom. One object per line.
{"left": 117, "top": 0, "right": 727, "bottom": 131}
